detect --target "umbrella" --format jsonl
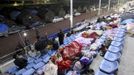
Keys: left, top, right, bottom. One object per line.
{"left": 120, "top": 19, "right": 134, "bottom": 25}
{"left": 0, "top": 23, "right": 8, "bottom": 33}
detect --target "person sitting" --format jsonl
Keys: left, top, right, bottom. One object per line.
{"left": 13, "top": 54, "right": 28, "bottom": 69}
{"left": 52, "top": 38, "right": 59, "bottom": 50}
{"left": 66, "top": 32, "right": 71, "bottom": 37}
{"left": 100, "top": 44, "right": 107, "bottom": 57}
{"left": 57, "top": 29, "right": 64, "bottom": 45}
{"left": 28, "top": 44, "right": 41, "bottom": 58}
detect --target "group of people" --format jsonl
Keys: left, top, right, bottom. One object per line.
{"left": 12, "top": 29, "right": 66, "bottom": 70}
{"left": 11, "top": 13, "right": 120, "bottom": 75}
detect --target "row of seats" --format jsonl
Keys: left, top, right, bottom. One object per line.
{"left": 96, "top": 27, "right": 126, "bottom": 75}
{"left": 5, "top": 20, "right": 91, "bottom": 75}
{"left": 65, "top": 30, "right": 108, "bottom": 75}
{"left": 6, "top": 50, "right": 56, "bottom": 75}
{"left": 6, "top": 22, "right": 82, "bottom": 75}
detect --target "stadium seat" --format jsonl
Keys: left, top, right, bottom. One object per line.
{"left": 27, "top": 57, "right": 35, "bottom": 63}
{"left": 99, "top": 60, "right": 118, "bottom": 74}
{"left": 47, "top": 50, "right": 57, "bottom": 56}
{"left": 113, "top": 37, "right": 124, "bottom": 42}
{"left": 108, "top": 45, "right": 122, "bottom": 53}
{"left": 34, "top": 58, "right": 43, "bottom": 64}
{"left": 22, "top": 68, "right": 35, "bottom": 75}
{"left": 42, "top": 55, "right": 51, "bottom": 63}
{"left": 95, "top": 69, "right": 114, "bottom": 75}
{"left": 15, "top": 68, "right": 27, "bottom": 75}
{"left": 104, "top": 51, "right": 121, "bottom": 62}
{"left": 114, "top": 34, "right": 124, "bottom": 38}
{"left": 26, "top": 63, "right": 36, "bottom": 69}
{"left": 6, "top": 66, "right": 18, "bottom": 74}
{"left": 64, "top": 37, "right": 70, "bottom": 45}
{"left": 48, "top": 33, "right": 57, "bottom": 39}
{"left": 33, "top": 62, "right": 44, "bottom": 70}
{"left": 63, "top": 28, "right": 70, "bottom": 33}
{"left": 111, "top": 41, "right": 123, "bottom": 48}
{"left": 36, "top": 66, "right": 45, "bottom": 75}
{"left": 69, "top": 35, "right": 76, "bottom": 41}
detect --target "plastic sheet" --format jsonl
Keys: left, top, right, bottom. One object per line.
{"left": 0, "top": 23, "right": 8, "bottom": 32}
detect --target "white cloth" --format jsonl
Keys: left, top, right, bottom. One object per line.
{"left": 43, "top": 61, "right": 58, "bottom": 75}
{"left": 74, "top": 23, "right": 88, "bottom": 31}
{"left": 28, "top": 50, "right": 37, "bottom": 57}
{"left": 90, "top": 43, "right": 98, "bottom": 50}
{"left": 75, "top": 37, "right": 93, "bottom": 46}
{"left": 95, "top": 23, "right": 101, "bottom": 30}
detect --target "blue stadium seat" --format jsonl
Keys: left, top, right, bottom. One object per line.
{"left": 68, "top": 37, "right": 73, "bottom": 43}
{"left": 116, "top": 31, "right": 125, "bottom": 35}
{"left": 42, "top": 55, "right": 51, "bottom": 63}
{"left": 51, "top": 50, "right": 57, "bottom": 56}
{"left": 117, "top": 28, "right": 126, "bottom": 31}
{"left": 36, "top": 66, "right": 44, "bottom": 75}
{"left": 47, "top": 50, "right": 52, "bottom": 55}
{"left": 47, "top": 50, "right": 57, "bottom": 56}
{"left": 6, "top": 66, "right": 18, "bottom": 74}
{"left": 100, "top": 35, "right": 106, "bottom": 40}
{"left": 95, "top": 69, "right": 114, "bottom": 75}
{"left": 48, "top": 33, "right": 57, "bottom": 39}
{"left": 15, "top": 68, "right": 27, "bottom": 75}
{"left": 69, "top": 35, "right": 76, "bottom": 41}
{"left": 108, "top": 45, "right": 122, "bottom": 53}
{"left": 42, "top": 54, "right": 49, "bottom": 59}
{"left": 33, "top": 62, "right": 44, "bottom": 70}
{"left": 27, "top": 57, "right": 35, "bottom": 63}
{"left": 113, "top": 37, "right": 124, "bottom": 42}
{"left": 26, "top": 63, "right": 36, "bottom": 69}
{"left": 22, "top": 68, "right": 35, "bottom": 75}
{"left": 64, "top": 37, "right": 69, "bottom": 45}
{"left": 63, "top": 28, "right": 70, "bottom": 33}
{"left": 104, "top": 51, "right": 121, "bottom": 62}
{"left": 99, "top": 60, "right": 118, "bottom": 74}
{"left": 34, "top": 58, "right": 43, "bottom": 64}
{"left": 99, "top": 38, "right": 105, "bottom": 44}
{"left": 66, "top": 71, "right": 80, "bottom": 75}
{"left": 111, "top": 41, "right": 123, "bottom": 48}
{"left": 114, "top": 34, "right": 124, "bottom": 38}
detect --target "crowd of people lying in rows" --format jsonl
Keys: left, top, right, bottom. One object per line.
{"left": 11, "top": 14, "right": 119, "bottom": 75}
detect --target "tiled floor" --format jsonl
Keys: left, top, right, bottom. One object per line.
{"left": 90, "top": 54, "right": 103, "bottom": 73}
{"left": 90, "top": 35, "right": 134, "bottom": 75}
{"left": 118, "top": 35, "right": 134, "bottom": 75}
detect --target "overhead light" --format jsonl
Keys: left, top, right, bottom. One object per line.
{"left": 13, "top": 2, "right": 18, "bottom": 6}
{"left": 23, "top": 32, "right": 27, "bottom": 37}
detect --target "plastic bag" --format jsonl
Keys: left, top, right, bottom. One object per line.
{"left": 73, "top": 61, "right": 83, "bottom": 71}
{"left": 80, "top": 57, "right": 90, "bottom": 65}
